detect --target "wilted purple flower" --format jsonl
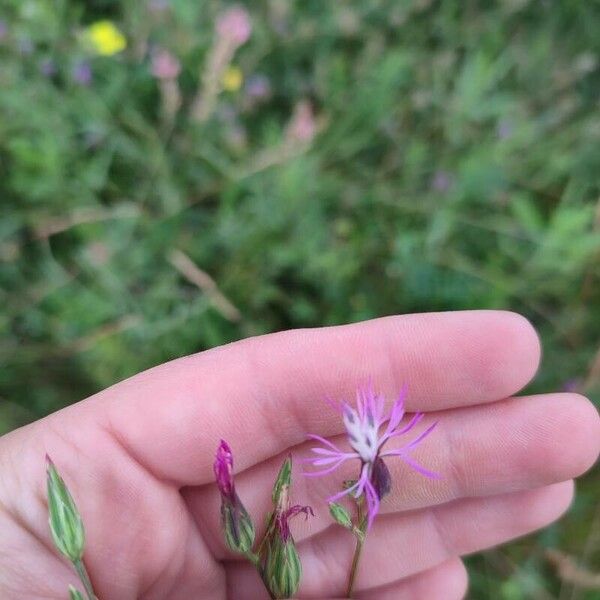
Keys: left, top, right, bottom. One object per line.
{"left": 72, "top": 61, "right": 92, "bottom": 85}
{"left": 151, "top": 48, "right": 181, "bottom": 80}
{"left": 305, "top": 385, "right": 439, "bottom": 528}
{"left": 216, "top": 6, "right": 252, "bottom": 46}
{"left": 275, "top": 504, "right": 313, "bottom": 542}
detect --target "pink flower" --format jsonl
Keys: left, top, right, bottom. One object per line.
{"left": 216, "top": 6, "right": 252, "bottom": 46}
{"left": 285, "top": 101, "right": 317, "bottom": 144}
{"left": 305, "top": 385, "right": 439, "bottom": 528}
{"left": 151, "top": 48, "right": 181, "bottom": 80}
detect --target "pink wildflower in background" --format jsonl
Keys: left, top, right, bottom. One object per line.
{"left": 151, "top": 48, "right": 181, "bottom": 80}
{"left": 191, "top": 5, "right": 251, "bottom": 122}
{"left": 305, "top": 385, "right": 439, "bottom": 528}
{"left": 285, "top": 101, "right": 317, "bottom": 145}
{"left": 216, "top": 6, "right": 252, "bottom": 47}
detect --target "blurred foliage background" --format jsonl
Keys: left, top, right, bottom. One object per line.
{"left": 1, "top": 0, "right": 599, "bottom": 597}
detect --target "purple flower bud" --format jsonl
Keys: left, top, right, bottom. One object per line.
{"left": 214, "top": 439, "right": 235, "bottom": 501}
{"left": 214, "top": 440, "right": 255, "bottom": 553}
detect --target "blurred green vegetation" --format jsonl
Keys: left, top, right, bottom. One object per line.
{"left": 0, "top": 1, "right": 599, "bottom": 597}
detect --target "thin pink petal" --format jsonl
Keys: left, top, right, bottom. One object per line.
{"left": 327, "top": 482, "right": 358, "bottom": 503}
{"left": 303, "top": 456, "right": 351, "bottom": 477}
{"left": 404, "top": 421, "right": 438, "bottom": 450}
{"left": 306, "top": 434, "right": 343, "bottom": 453}
{"left": 310, "top": 447, "right": 345, "bottom": 456}
{"left": 364, "top": 479, "right": 380, "bottom": 529}
{"left": 381, "top": 412, "right": 424, "bottom": 446}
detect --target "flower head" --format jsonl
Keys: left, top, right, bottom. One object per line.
{"left": 216, "top": 6, "right": 252, "bottom": 47}
{"left": 85, "top": 20, "right": 127, "bottom": 56}
{"left": 151, "top": 48, "right": 181, "bottom": 80}
{"left": 221, "top": 65, "right": 243, "bottom": 92}
{"left": 305, "top": 385, "right": 439, "bottom": 528}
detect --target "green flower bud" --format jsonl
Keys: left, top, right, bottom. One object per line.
{"left": 221, "top": 501, "right": 255, "bottom": 554}
{"left": 329, "top": 502, "right": 353, "bottom": 529}
{"left": 68, "top": 585, "right": 85, "bottom": 600}
{"left": 272, "top": 455, "right": 292, "bottom": 506}
{"left": 46, "top": 456, "right": 85, "bottom": 563}
{"left": 263, "top": 537, "right": 302, "bottom": 599}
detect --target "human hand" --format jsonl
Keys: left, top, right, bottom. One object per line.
{"left": 1, "top": 311, "right": 598, "bottom": 599}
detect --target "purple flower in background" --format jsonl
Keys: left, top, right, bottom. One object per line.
{"left": 0, "top": 21, "right": 7, "bottom": 42}
{"left": 40, "top": 58, "right": 57, "bottom": 77}
{"left": 216, "top": 5, "right": 252, "bottom": 46}
{"left": 245, "top": 73, "right": 272, "bottom": 101}
{"left": 497, "top": 119, "right": 513, "bottom": 140}
{"left": 431, "top": 170, "right": 453, "bottom": 193}
{"left": 305, "top": 385, "right": 439, "bottom": 528}
{"left": 72, "top": 61, "right": 92, "bottom": 85}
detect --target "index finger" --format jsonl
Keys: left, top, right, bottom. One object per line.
{"left": 4, "top": 310, "right": 540, "bottom": 488}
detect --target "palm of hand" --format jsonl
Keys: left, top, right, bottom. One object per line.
{"left": 0, "top": 312, "right": 598, "bottom": 600}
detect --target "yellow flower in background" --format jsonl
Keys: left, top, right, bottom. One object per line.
{"left": 85, "top": 20, "right": 127, "bottom": 56}
{"left": 221, "top": 66, "right": 243, "bottom": 92}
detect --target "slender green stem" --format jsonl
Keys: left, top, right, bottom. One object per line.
{"left": 346, "top": 505, "right": 368, "bottom": 598}
{"left": 73, "top": 559, "right": 96, "bottom": 600}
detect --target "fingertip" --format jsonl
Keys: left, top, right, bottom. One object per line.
{"left": 529, "top": 394, "right": 600, "bottom": 482}
{"left": 480, "top": 310, "right": 541, "bottom": 398}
